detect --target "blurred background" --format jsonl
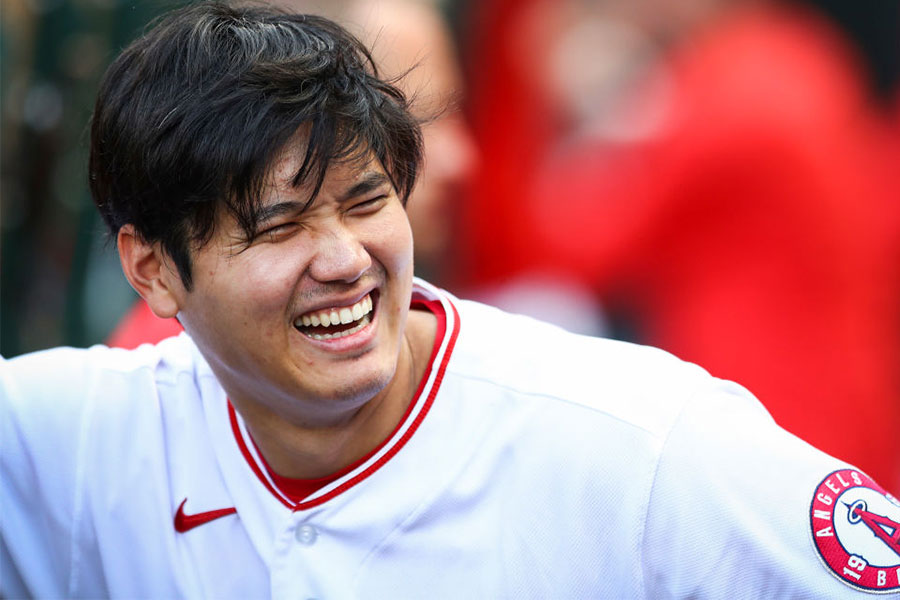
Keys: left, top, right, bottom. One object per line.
{"left": 2, "top": 0, "right": 899, "bottom": 488}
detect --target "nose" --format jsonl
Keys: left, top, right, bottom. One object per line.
{"left": 307, "top": 223, "right": 372, "bottom": 284}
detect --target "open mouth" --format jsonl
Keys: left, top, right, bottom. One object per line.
{"left": 293, "top": 292, "right": 376, "bottom": 340}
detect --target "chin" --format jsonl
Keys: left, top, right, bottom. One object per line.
{"left": 318, "top": 364, "right": 397, "bottom": 406}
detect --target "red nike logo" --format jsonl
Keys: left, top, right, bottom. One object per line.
{"left": 174, "top": 498, "right": 237, "bottom": 533}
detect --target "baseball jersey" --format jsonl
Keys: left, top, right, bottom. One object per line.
{"left": 2, "top": 279, "right": 898, "bottom": 598}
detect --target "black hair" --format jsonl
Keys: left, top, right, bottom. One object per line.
{"left": 89, "top": 1, "right": 423, "bottom": 289}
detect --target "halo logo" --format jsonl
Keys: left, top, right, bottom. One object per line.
{"left": 810, "top": 469, "right": 900, "bottom": 593}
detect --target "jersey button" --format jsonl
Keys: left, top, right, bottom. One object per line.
{"left": 295, "top": 524, "right": 318, "bottom": 546}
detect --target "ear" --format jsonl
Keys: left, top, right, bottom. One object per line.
{"left": 117, "top": 225, "right": 183, "bottom": 319}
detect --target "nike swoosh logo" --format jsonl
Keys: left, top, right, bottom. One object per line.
{"left": 174, "top": 498, "right": 237, "bottom": 533}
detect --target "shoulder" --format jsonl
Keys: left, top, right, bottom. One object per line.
{"left": 4, "top": 332, "right": 202, "bottom": 388}
{"left": 641, "top": 381, "right": 885, "bottom": 597}
{"left": 438, "top": 291, "right": 881, "bottom": 597}
{"left": 2, "top": 333, "right": 209, "bottom": 438}
{"left": 445, "top": 294, "right": 712, "bottom": 438}
{"left": 429, "top": 286, "right": 885, "bottom": 596}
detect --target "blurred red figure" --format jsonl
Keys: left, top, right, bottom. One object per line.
{"left": 106, "top": 300, "right": 182, "bottom": 348}
{"left": 461, "top": 0, "right": 900, "bottom": 490}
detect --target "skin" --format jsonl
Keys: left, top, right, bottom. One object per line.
{"left": 118, "top": 144, "right": 437, "bottom": 479}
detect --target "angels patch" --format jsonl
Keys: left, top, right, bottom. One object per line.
{"left": 810, "top": 469, "right": 900, "bottom": 593}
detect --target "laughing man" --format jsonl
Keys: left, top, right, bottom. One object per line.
{"left": 2, "top": 3, "right": 897, "bottom": 598}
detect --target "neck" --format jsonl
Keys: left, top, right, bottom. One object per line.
{"left": 233, "top": 308, "right": 437, "bottom": 480}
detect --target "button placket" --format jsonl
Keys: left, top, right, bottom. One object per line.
{"left": 295, "top": 523, "right": 318, "bottom": 546}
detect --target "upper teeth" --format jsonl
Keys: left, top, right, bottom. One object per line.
{"left": 295, "top": 295, "right": 373, "bottom": 328}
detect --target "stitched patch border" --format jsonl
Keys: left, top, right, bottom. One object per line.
{"left": 810, "top": 469, "right": 900, "bottom": 593}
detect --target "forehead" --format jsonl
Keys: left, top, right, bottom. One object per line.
{"left": 266, "top": 133, "right": 386, "bottom": 199}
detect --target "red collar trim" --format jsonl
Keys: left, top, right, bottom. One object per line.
{"left": 228, "top": 285, "right": 460, "bottom": 511}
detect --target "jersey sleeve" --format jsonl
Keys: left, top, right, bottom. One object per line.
{"left": 640, "top": 379, "right": 871, "bottom": 598}
{"left": 0, "top": 349, "right": 96, "bottom": 598}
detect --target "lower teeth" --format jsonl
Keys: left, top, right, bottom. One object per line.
{"left": 306, "top": 314, "right": 371, "bottom": 340}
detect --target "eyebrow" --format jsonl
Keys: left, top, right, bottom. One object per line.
{"left": 256, "top": 201, "right": 305, "bottom": 224}
{"left": 254, "top": 171, "right": 392, "bottom": 226}
{"left": 338, "top": 171, "right": 392, "bottom": 203}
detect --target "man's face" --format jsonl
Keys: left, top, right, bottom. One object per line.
{"left": 171, "top": 148, "right": 415, "bottom": 425}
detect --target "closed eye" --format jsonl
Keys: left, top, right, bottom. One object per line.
{"left": 349, "top": 195, "right": 388, "bottom": 215}
{"left": 256, "top": 221, "right": 301, "bottom": 243}
{"left": 248, "top": 200, "right": 306, "bottom": 245}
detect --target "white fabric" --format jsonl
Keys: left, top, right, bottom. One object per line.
{"left": 1, "top": 279, "right": 864, "bottom": 598}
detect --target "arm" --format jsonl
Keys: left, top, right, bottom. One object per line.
{"left": 641, "top": 379, "right": 897, "bottom": 598}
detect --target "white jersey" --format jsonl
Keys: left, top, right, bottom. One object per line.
{"left": 2, "top": 279, "right": 898, "bottom": 598}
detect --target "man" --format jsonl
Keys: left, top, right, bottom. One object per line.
{"left": 2, "top": 3, "right": 898, "bottom": 598}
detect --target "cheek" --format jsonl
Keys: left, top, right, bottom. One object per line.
{"left": 181, "top": 245, "right": 305, "bottom": 355}
{"left": 243, "top": 252, "right": 304, "bottom": 304}
{"left": 367, "top": 205, "right": 414, "bottom": 272}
